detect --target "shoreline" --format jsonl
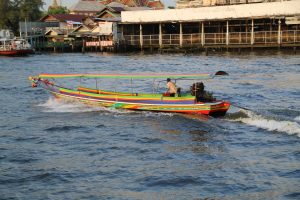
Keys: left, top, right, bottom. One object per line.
{"left": 31, "top": 47, "right": 298, "bottom": 56}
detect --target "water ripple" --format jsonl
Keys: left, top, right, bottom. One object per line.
{"left": 140, "top": 176, "right": 205, "bottom": 187}
{"left": 1, "top": 52, "right": 300, "bottom": 199}
{"left": 44, "top": 125, "right": 87, "bottom": 132}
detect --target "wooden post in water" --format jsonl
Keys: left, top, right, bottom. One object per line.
{"left": 98, "top": 36, "right": 101, "bottom": 52}
{"left": 251, "top": 19, "right": 254, "bottom": 45}
{"left": 41, "top": 37, "right": 44, "bottom": 51}
{"left": 226, "top": 20, "right": 229, "bottom": 46}
{"left": 246, "top": 20, "right": 248, "bottom": 44}
{"left": 278, "top": 19, "right": 281, "bottom": 46}
{"left": 53, "top": 41, "right": 56, "bottom": 53}
{"left": 71, "top": 40, "right": 74, "bottom": 52}
{"left": 180, "top": 22, "right": 183, "bottom": 47}
{"left": 119, "top": 24, "right": 124, "bottom": 52}
{"left": 100, "top": 36, "right": 103, "bottom": 52}
{"left": 82, "top": 38, "right": 85, "bottom": 53}
{"left": 139, "top": 24, "right": 143, "bottom": 50}
{"left": 159, "top": 23, "right": 162, "bottom": 49}
{"left": 199, "top": 22, "right": 201, "bottom": 47}
{"left": 201, "top": 22, "right": 205, "bottom": 47}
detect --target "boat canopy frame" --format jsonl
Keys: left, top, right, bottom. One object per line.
{"left": 37, "top": 73, "right": 213, "bottom": 80}
{"left": 35, "top": 73, "right": 214, "bottom": 95}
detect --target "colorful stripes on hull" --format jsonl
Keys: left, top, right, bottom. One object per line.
{"left": 46, "top": 86, "right": 230, "bottom": 116}
{"left": 60, "top": 88, "right": 197, "bottom": 105}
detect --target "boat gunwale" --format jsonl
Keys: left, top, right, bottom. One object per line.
{"left": 52, "top": 90, "right": 229, "bottom": 112}
{"left": 75, "top": 88, "right": 195, "bottom": 99}
{"left": 59, "top": 87, "right": 226, "bottom": 106}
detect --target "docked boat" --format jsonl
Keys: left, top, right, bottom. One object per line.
{"left": 29, "top": 73, "right": 230, "bottom": 117}
{"left": 0, "top": 38, "right": 33, "bottom": 56}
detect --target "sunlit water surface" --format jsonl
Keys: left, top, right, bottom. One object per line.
{"left": 0, "top": 51, "right": 299, "bottom": 199}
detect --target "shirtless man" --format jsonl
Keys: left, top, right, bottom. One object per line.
{"left": 166, "top": 78, "right": 177, "bottom": 97}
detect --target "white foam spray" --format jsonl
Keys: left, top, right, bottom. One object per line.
{"left": 295, "top": 116, "right": 300, "bottom": 122}
{"left": 228, "top": 109, "right": 300, "bottom": 137}
{"left": 37, "top": 98, "right": 103, "bottom": 113}
{"left": 37, "top": 98, "right": 175, "bottom": 118}
{"left": 37, "top": 97, "right": 131, "bottom": 114}
{"left": 143, "top": 111, "right": 174, "bottom": 117}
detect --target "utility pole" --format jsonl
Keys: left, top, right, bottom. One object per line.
{"left": 25, "top": 18, "right": 28, "bottom": 38}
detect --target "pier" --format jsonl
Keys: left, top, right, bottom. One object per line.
{"left": 122, "top": 28, "right": 300, "bottom": 50}
{"left": 120, "top": 1, "right": 300, "bottom": 52}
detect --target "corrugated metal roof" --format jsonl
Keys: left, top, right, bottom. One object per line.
{"left": 94, "top": 17, "right": 121, "bottom": 22}
{"left": 147, "top": 1, "right": 164, "bottom": 9}
{"left": 125, "top": 6, "right": 152, "bottom": 11}
{"left": 40, "top": 14, "right": 87, "bottom": 23}
{"left": 121, "top": 1, "right": 300, "bottom": 23}
{"left": 70, "top": 0, "right": 106, "bottom": 12}
{"left": 109, "top": 7, "right": 127, "bottom": 12}
{"left": 106, "top": 2, "right": 126, "bottom": 8}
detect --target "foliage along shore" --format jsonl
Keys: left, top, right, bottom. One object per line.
{"left": 0, "top": 0, "right": 68, "bottom": 33}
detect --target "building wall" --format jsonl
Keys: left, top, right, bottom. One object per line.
{"left": 121, "top": 1, "right": 300, "bottom": 23}
{"left": 176, "top": 0, "right": 291, "bottom": 9}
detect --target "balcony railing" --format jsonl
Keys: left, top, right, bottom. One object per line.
{"left": 123, "top": 30, "right": 300, "bottom": 47}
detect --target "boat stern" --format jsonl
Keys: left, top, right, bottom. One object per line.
{"left": 207, "top": 101, "right": 231, "bottom": 117}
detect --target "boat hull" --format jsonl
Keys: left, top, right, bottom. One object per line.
{"left": 28, "top": 77, "right": 231, "bottom": 117}
{"left": 46, "top": 86, "right": 230, "bottom": 117}
{"left": 0, "top": 49, "right": 33, "bottom": 56}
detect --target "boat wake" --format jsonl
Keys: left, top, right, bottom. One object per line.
{"left": 37, "top": 99, "right": 300, "bottom": 137}
{"left": 226, "top": 109, "right": 300, "bottom": 137}
{"left": 37, "top": 98, "right": 176, "bottom": 118}
{"left": 143, "top": 111, "right": 174, "bottom": 117}
{"left": 37, "top": 98, "right": 131, "bottom": 114}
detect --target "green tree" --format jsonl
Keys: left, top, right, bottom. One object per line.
{"left": 48, "top": 6, "right": 69, "bottom": 15}
{"left": 0, "top": 0, "right": 12, "bottom": 29}
{"left": 18, "top": 0, "right": 44, "bottom": 21}
{"left": 0, "top": 0, "right": 44, "bottom": 33}
{"left": 0, "top": 0, "right": 21, "bottom": 32}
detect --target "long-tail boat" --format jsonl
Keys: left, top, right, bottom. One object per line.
{"left": 29, "top": 73, "right": 230, "bottom": 117}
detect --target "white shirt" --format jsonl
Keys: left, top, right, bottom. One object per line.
{"left": 167, "top": 81, "right": 177, "bottom": 94}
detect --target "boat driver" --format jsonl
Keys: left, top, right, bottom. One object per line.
{"left": 166, "top": 78, "right": 177, "bottom": 97}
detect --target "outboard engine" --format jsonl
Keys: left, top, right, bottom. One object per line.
{"left": 190, "top": 82, "right": 215, "bottom": 102}
{"left": 191, "top": 82, "right": 204, "bottom": 96}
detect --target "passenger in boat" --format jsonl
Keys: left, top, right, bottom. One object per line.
{"left": 166, "top": 78, "right": 177, "bottom": 97}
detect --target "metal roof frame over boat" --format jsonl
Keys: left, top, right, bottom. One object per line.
{"left": 121, "top": 1, "right": 300, "bottom": 23}
{"left": 36, "top": 73, "right": 212, "bottom": 79}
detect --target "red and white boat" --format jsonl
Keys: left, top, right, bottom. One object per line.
{"left": 0, "top": 38, "right": 34, "bottom": 56}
